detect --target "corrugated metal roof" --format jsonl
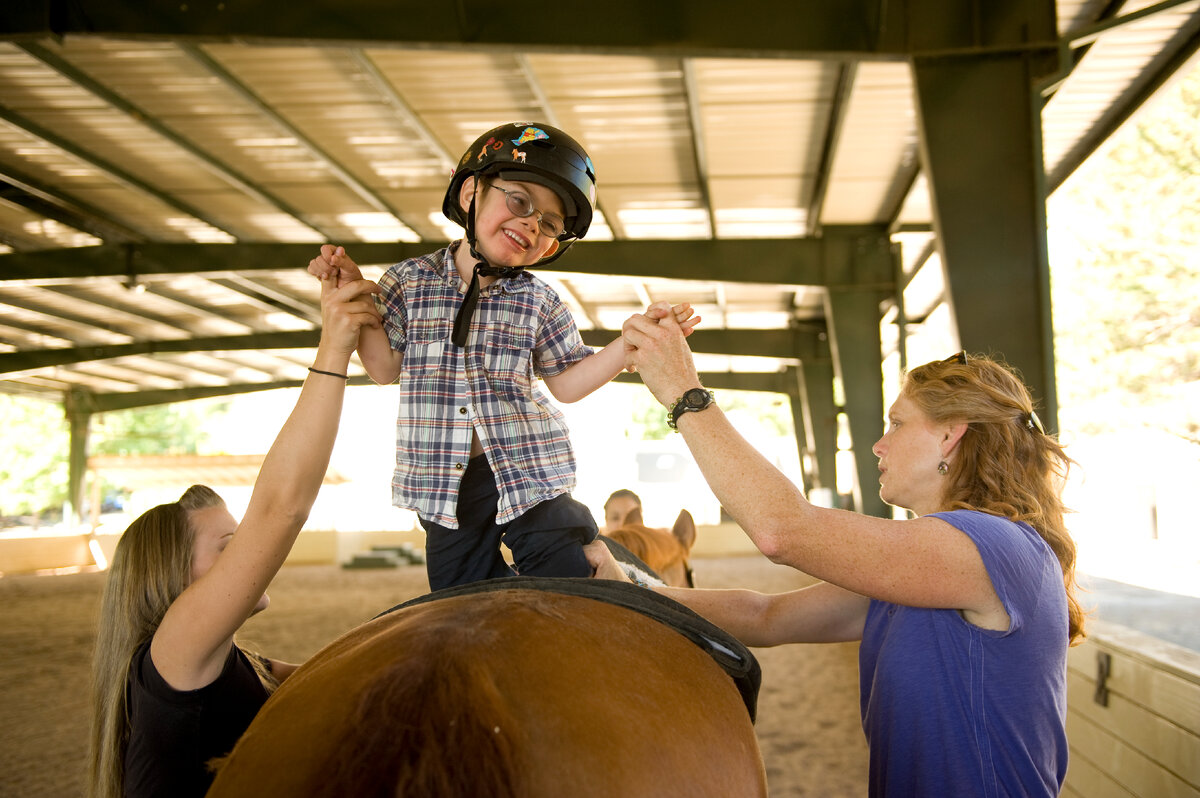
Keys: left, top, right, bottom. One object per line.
{"left": 0, "top": 2, "right": 1197, "bottom": 403}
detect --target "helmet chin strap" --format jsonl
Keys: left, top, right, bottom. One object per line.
{"left": 452, "top": 190, "right": 524, "bottom": 347}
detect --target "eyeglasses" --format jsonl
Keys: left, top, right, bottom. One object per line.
{"left": 487, "top": 184, "right": 568, "bottom": 239}
{"left": 944, "top": 351, "right": 968, "bottom": 365}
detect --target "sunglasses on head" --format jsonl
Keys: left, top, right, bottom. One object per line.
{"left": 940, "top": 350, "right": 1045, "bottom": 434}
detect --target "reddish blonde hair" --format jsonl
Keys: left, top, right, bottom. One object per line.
{"left": 903, "top": 354, "right": 1086, "bottom": 645}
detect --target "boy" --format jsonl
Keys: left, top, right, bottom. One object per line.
{"left": 309, "top": 122, "right": 697, "bottom": 589}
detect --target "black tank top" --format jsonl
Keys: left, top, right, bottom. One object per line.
{"left": 123, "top": 641, "right": 269, "bottom": 798}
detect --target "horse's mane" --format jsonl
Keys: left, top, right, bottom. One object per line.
{"left": 323, "top": 608, "right": 521, "bottom": 798}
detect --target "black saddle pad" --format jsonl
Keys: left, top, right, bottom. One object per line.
{"left": 376, "top": 576, "right": 762, "bottom": 723}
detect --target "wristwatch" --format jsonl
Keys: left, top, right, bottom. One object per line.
{"left": 668, "top": 387, "right": 716, "bottom": 430}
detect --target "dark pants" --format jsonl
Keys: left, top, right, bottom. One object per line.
{"left": 419, "top": 455, "right": 598, "bottom": 590}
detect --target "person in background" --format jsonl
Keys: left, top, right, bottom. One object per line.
{"left": 587, "top": 303, "right": 1085, "bottom": 798}
{"left": 308, "top": 122, "right": 697, "bottom": 590}
{"left": 88, "top": 275, "right": 380, "bottom": 798}
{"left": 602, "top": 488, "right": 642, "bottom": 532}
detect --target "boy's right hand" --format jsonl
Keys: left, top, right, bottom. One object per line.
{"left": 307, "top": 245, "right": 364, "bottom": 288}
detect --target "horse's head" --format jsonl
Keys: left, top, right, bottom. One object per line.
{"left": 603, "top": 509, "right": 697, "bottom": 588}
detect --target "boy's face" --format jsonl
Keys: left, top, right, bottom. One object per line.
{"left": 458, "top": 176, "right": 566, "bottom": 267}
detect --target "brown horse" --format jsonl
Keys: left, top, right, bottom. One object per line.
{"left": 603, "top": 508, "right": 697, "bottom": 587}
{"left": 208, "top": 579, "right": 766, "bottom": 798}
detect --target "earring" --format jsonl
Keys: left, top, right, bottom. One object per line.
{"left": 937, "top": 461, "right": 949, "bottom": 476}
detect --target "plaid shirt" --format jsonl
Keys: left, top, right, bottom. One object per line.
{"left": 376, "top": 244, "right": 594, "bottom": 528}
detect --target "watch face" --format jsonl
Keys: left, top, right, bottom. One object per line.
{"left": 685, "top": 388, "right": 710, "bottom": 408}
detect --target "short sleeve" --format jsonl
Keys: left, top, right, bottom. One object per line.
{"left": 376, "top": 261, "right": 415, "bottom": 353}
{"left": 931, "top": 510, "right": 1057, "bottom": 634}
{"left": 532, "top": 283, "right": 593, "bottom": 376}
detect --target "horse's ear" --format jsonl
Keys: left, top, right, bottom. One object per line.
{"left": 672, "top": 510, "right": 696, "bottom": 551}
{"left": 624, "top": 507, "right": 643, "bottom": 527}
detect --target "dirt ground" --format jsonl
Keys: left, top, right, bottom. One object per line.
{"left": 0, "top": 555, "right": 868, "bottom": 797}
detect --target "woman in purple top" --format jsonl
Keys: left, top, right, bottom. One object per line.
{"left": 588, "top": 306, "right": 1086, "bottom": 798}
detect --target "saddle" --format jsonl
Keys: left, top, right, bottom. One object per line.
{"left": 376, "top": 576, "right": 762, "bottom": 722}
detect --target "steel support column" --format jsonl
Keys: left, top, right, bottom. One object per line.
{"left": 791, "top": 361, "right": 838, "bottom": 503}
{"left": 913, "top": 51, "right": 1059, "bottom": 427}
{"left": 821, "top": 228, "right": 894, "bottom": 518}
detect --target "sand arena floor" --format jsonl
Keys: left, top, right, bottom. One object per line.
{"left": 0, "top": 555, "right": 867, "bottom": 797}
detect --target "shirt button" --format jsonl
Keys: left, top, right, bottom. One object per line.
{"left": 454, "top": 462, "right": 464, "bottom": 470}
{"left": 459, "top": 407, "right": 467, "bottom": 414}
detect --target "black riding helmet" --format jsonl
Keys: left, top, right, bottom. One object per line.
{"left": 442, "top": 122, "right": 596, "bottom": 266}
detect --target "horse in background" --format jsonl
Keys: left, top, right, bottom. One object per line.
{"left": 603, "top": 507, "right": 697, "bottom": 587}
{"left": 207, "top": 580, "right": 766, "bottom": 798}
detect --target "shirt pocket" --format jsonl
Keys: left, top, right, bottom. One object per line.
{"left": 403, "top": 318, "right": 450, "bottom": 377}
{"left": 483, "top": 324, "right": 535, "bottom": 403}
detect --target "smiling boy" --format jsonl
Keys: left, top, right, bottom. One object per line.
{"left": 309, "top": 122, "right": 697, "bottom": 588}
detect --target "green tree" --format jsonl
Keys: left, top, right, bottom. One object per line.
{"left": 0, "top": 395, "right": 70, "bottom": 518}
{"left": 1050, "top": 65, "right": 1200, "bottom": 443}
{"left": 92, "top": 400, "right": 228, "bottom": 456}
{"left": 626, "top": 386, "right": 793, "bottom": 441}
{"left": 0, "top": 394, "right": 230, "bottom": 521}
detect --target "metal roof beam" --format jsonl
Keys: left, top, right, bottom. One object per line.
{"left": 0, "top": 104, "right": 242, "bottom": 239}
{"left": 0, "top": 331, "right": 320, "bottom": 374}
{"left": 40, "top": 285, "right": 197, "bottom": 335}
{"left": 805, "top": 61, "right": 856, "bottom": 236}
{"left": 0, "top": 324, "right": 829, "bottom": 373}
{"left": 0, "top": 293, "right": 132, "bottom": 337}
{"left": 514, "top": 53, "right": 623, "bottom": 240}
{"left": 208, "top": 275, "right": 322, "bottom": 325}
{"left": 349, "top": 49, "right": 457, "bottom": 174}
{"left": 584, "top": 327, "right": 826, "bottom": 360}
{"left": 15, "top": 42, "right": 335, "bottom": 241}
{"left": 180, "top": 43, "right": 423, "bottom": 238}
{"left": 681, "top": 59, "right": 714, "bottom": 238}
{"left": 2, "top": 0, "right": 1058, "bottom": 59}
{"left": 0, "top": 171, "right": 143, "bottom": 244}
{"left": 0, "top": 233, "right": 893, "bottom": 286}
{"left": 69, "top": 369, "right": 813, "bottom": 413}
{"left": 1047, "top": 22, "right": 1200, "bottom": 190}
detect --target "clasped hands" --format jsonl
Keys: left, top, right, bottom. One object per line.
{"left": 623, "top": 301, "right": 703, "bottom": 409}
{"left": 310, "top": 245, "right": 381, "bottom": 354}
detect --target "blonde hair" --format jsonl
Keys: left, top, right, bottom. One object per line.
{"left": 902, "top": 354, "right": 1086, "bottom": 645}
{"left": 87, "top": 485, "right": 276, "bottom": 798}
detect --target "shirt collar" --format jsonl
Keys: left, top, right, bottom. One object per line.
{"left": 445, "top": 240, "right": 532, "bottom": 294}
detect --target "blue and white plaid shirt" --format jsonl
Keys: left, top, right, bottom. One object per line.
{"left": 376, "top": 244, "right": 594, "bottom": 528}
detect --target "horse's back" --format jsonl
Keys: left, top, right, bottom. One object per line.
{"left": 208, "top": 588, "right": 765, "bottom": 797}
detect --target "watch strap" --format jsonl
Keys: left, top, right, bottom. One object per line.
{"left": 668, "top": 388, "right": 715, "bottom": 430}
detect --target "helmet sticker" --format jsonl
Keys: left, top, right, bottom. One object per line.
{"left": 512, "top": 149, "right": 526, "bottom": 163}
{"left": 511, "top": 126, "right": 549, "bottom": 146}
{"left": 477, "top": 137, "right": 504, "bottom": 161}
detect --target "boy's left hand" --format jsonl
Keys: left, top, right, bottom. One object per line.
{"left": 660, "top": 302, "right": 701, "bottom": 337}
{"left": 624, "top": 302, "right": 699, "bottom": 372}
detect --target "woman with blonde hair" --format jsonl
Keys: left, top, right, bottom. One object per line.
{"left": 88, "top": 274, "right": 381, "bottom": 798}
{"left": 590, "top": 303, "right": 1085, "bottom": 797}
